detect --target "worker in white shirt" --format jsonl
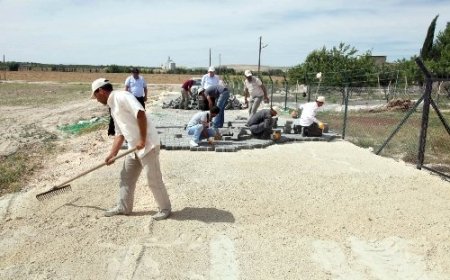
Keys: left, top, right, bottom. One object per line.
{"left": 293, "top": 96, "right": 326, "bottom": 136}
{"left": 201, "top": 66, "right": 221, "bottom": 89}
{"left": 91, "top": 78, "right": 171, "bottom": 221}
{"left": 125, "top": 67, "right": 148, "bottom": 108}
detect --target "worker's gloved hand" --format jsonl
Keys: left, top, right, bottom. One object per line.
{"left": 318, "top": 122, "right": 324, "bottom": 130}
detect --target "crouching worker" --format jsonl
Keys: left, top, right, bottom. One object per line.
{"left": 246, "top": 107, "right": 278, "bottom": 139}
{"left": 293, "top": 96, "right": 325, "bottom": 137}
{"left": 186, "top": 106, "right": 220, "bottom": 147}
{"left": 91, "top": 78, "right": 171, "bottom": 221}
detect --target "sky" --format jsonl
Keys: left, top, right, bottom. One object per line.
{"left": 1, "top": 0, "right": 449, "bottom": 68}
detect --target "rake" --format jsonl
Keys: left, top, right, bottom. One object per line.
{"left": 36, "top": 147, "right": 137, "bottom": 201}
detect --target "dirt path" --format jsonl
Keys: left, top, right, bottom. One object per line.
{"left": 1, "top": 88, "right": 450, "bottom": 279}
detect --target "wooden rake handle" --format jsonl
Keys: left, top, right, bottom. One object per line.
{"left": 55, "top": 147, "right": 137, "bottom": 188}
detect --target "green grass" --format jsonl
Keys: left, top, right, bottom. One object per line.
{"left": 0, "top": 153, "right": 28, "bottom": 193}
{"left": 0, "top": 142, "right": 57, "bottom": 194}
{"left": 320, "top": 109, "right": 450, "bottom": 167}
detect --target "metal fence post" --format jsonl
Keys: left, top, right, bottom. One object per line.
{"left": 415, "top": 58, "right": 432, "bottom": 170}
{"left": 283, "top": 75, "right": 288, "bottom": 111}
{"left": 342, "top": 86, "right": 349, "bottom": 139}
{"left": 268, "top": 73, "right": 274, "bottom": 108}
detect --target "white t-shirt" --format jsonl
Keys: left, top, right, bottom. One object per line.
{"left": 244, "top": 77, "right": 264, "bottom": 97}
{"left": 294, "top": 101, "right": 320, "bottom": 126}
{"left": 201, "top": 74, "right": 220, "bottom": 89}
{"left": 107, "top": 90, "right": 159, "bottom": 158}
{"left": 124, "top": 75, "right": 147, "bottom": 97}
{"left": 187, "top": 111, "right": 210, "bottom": 128}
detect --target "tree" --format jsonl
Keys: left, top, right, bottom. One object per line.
{"left": 288, "top": 43, "right": 376, "bottom": 87}
{"left": 430, "top": 22, "right": 450, "bottom": 76}
{"left": 420, "top": 15, "right": 439, "bottom": 60}
{"left": 6, "top": 62, "right": 20, "bottom": 71}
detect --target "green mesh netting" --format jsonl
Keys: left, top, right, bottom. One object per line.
{"left": 58, "top": 117, "right": 106, "bottom": 134}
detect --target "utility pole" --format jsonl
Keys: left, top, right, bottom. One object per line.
{"left": 257, "top": 36, "right": 268, "bottom": 75}
{"left": 209, "top": 48, "right": 211, "bottom": 67}
{"left": 2, "top": 54, "right": 5, "bottom": 80}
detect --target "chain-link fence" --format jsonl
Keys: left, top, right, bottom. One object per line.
{"left": 222, "top": 62, "right": 450, "bottom": 179}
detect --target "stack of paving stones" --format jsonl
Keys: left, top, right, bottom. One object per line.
{"left": 150, "top": 95, "right": 338, "bottom": 152}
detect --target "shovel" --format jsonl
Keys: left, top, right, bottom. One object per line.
{"left": 36, "top": 147, "right": 137, "bottom": 201}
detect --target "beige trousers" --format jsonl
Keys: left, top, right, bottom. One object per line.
{"left": 180, "top": 88, "right": 190, "bottom": 109}
{"left": 117, "top": 146, "right": 171, "bottom": 214}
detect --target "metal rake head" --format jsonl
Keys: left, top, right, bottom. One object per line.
{"left": 36, "top": 184, "right": 72, "bottom": 201}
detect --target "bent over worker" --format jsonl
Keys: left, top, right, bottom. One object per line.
{"left": 293, "top": 96, "right": 325, "bottom": 137}
{"left": 246, "top": 107, "right": 279, "bottom": 139}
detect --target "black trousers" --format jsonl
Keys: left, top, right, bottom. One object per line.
{"left": 249, "top": 118, "right": 274, "bottom": 139}
{"left": 294, "top": 123, "right": 322, "bottom": 137}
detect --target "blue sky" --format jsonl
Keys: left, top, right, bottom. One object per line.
{"left": 1, "top": 0, "right": 449, "bottom": 68}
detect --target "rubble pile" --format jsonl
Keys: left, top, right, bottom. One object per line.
{"left": 162, "top": 95, "right": 244, "bottom": 110}
{"left": 386, "top": 98, "right": 415, "bottom": 111}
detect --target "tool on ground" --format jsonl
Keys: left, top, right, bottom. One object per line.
{"left": 36, "top": 147, "right": 137, "bottom": 201}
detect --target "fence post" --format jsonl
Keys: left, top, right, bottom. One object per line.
{"left": 268, "top": 73, "right": 274, "bottom": 108}
{"left": 415, "top": 58, "right": 432, "bottom": 170}
{"left": 342, "top": 86, "right": 349, "bottom": 139}
{"left": 283, "top": 75, "right": 288, "bottom": 111}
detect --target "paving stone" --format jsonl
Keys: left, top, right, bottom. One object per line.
{"left": 215, "top": 146, "right": 238, "bottom": 152}
{"left": 151, "top": 108, "right": 338, "bottom": 152}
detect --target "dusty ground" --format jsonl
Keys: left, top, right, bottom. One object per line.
{"left": 1, "top": 73, "right": 450, "bottom": 279}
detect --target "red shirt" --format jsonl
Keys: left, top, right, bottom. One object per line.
{"left": 182, "top": 80, "right": 195, "bottom": 90}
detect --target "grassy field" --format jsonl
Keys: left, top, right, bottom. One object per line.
{"left": 321, "top": 109, "right": 450, "bottom": 170}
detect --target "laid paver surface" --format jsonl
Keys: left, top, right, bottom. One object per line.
{"left": 150, "top": 104, "right": 338, "bottom": 152}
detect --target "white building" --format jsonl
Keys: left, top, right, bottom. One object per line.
{"left": 162, "top": 56, "right": 176, "bottom": 71}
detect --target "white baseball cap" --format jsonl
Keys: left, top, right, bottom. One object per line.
{"left": 208, "top": 66, "right": 215, "bottom": 72}
{"left": 91, "top": 78, "right": 110, "bottom": 98}
{"left": 244, "top": 70, "right": 252, "bottom": 77}
{"left": 316, "top": 96, "right": 325, "bottom": 103}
